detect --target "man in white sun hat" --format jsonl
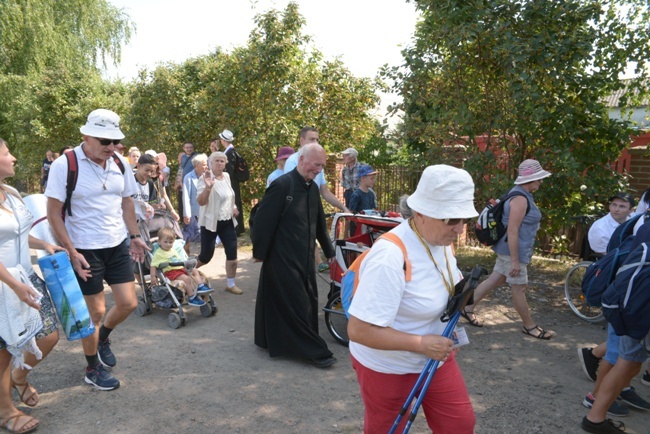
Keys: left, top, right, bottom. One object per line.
{"left": 45, "top": 109, "right": 149, "bottom": 391}
{"left": 462, "top": 159, "right": 555, "bottom": 340}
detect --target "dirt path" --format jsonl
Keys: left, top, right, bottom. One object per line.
{"left": 25, "top": 246, "right": 649, "bottom": 433}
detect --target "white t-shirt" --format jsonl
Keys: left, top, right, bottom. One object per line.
{"left": 348, "top": 220, "right": 464, "bottom": 374}
{"left": 45, "top": 145, "right": 138, "bottom": 249}
{"left": 132, "top": 180, "right": 153, "bottom": 221}
{"left": 588, "top": 213, "right": 622, "bottom": 254}
{"left": 0, "top": 187, "right": 34, "bottom": 274}
{"left": 197, "top": 172, "right": 235, "bottom": 232}
{"left": 283, "top": 150, "right": 326, "bottom": 187}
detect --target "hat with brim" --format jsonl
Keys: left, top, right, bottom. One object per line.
{"left": 219, "top": 129, "right": 234, "bottom": 142}
{"left": 357, "top": 164, "right": 377, "bottom": 178}
{"left": 342, "top": 148, "right": 358, "bottom": 158}
{"left": 609, "top": 192, "right": 635, "bottom": 207}
{"left": 514, "top": 159, "right": 551, "bottom": 185}
{"left": 79, "top": 109, "right": 125, "bottom": 140}
{"left": 145, "top": 150, "right": 159, "bottom": 158}
{"left": 407, "top": 165, "right": 479, "bottom": 219}
{"left": 275, "top": 146, "right": 295, "bottom": 161}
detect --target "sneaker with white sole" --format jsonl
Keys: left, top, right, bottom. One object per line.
{"left": 582, "top": 393, "right": 629, "bottom": 417}
{"left": 188, "top": 295, "right": 206, "bottom": 306}
{"left": 618, "top": 386, "right": 650, "bottom": 410}
{"left": 84, "top": 364, "right": 120, "bottom": 391}
{"left": 97, "top": 338, "right": 116, "bottom": 369}
{"left": 578, "top": 347, "right": 600, "bottom": 382}
{"left": 196, "top": 284, "right": 213, "bottom": 294}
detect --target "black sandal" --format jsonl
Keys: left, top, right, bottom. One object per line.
{"left": 522, "top": 325, "right": 555, "bottom": 340}
{"left": 460, "top": 308, "right": 483, "bottom": 327}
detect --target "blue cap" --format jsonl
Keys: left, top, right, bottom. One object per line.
{"left": 357, "top": 164, "right": 377, "bottom": 178}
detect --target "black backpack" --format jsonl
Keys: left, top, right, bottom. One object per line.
{"left": 63, "top": 150, "right": 126, "bottom": 217}
{"left": 232, "top": 149, "right": 250, "bottom": 182}
{"left": 474, "top": 191, "right": 530, "bottom": 246}
{"left": 249, "top": 176, "right": 294, "bottom": 244}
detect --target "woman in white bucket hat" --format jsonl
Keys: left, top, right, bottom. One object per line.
{"left": 348, "top": 164, "right": 478, "bottom": 433}
{"left": 462, "top": 159, "right": 555, "bottom": 340}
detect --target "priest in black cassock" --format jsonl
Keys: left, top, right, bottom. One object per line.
{"left": 253, "top": 143, "right": 337, "bottom": 368}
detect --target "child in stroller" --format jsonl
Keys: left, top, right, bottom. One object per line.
{"left": 149, "top": 227, "right": 212, "bottom": 307}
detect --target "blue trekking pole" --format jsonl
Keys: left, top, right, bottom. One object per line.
{"left": 389, "top": 266, "right": 487, "bottom": 434}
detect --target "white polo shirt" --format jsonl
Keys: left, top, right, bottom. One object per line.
{"left": 46, "top": 145, "right": 138, "bottom": 249}
{"left": 283, "top": 149, "right": 326, "bottom": 187}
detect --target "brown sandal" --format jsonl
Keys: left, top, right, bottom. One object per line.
{"left": 1, "top": 413, "right": 39, "bottom": 434}
{"left": 522, "top": 325, "right": 555, "bottom": 340}
{"left": 460, "top": 308, "right": 483, "bottom": 327}
{"left": 11, "top": 379, "right": 39, "bottom": 407}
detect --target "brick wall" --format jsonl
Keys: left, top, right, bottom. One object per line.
{"left": 629, "top": 146, "right": 650, "bottom": 195}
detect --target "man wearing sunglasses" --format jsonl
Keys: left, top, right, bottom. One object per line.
{"left": 45, "top": 109, "right": 148, "bottom": 391}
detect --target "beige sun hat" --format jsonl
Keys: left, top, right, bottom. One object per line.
{"left": 406, "top": 165, "right": 479, "bottom": 219}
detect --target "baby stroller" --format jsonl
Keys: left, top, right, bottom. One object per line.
{"left": 322, "top": 212, "right": 402, "bottom": 346}
{"left": 134, "top": 220, "right": 217, "bottom": 329}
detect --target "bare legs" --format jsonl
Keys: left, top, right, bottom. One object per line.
{"left": 10, "top": 331, "right": 60, "bottom": 406}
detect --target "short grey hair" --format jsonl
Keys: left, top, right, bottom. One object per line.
{"left": 209, "top": 151, "right": 227, "bottom": 164}
{"left": 399, "top": 194, "right": 413, "bottom": 219}
{"left": 192, "top": 153, "right": 208, "bottom": 167}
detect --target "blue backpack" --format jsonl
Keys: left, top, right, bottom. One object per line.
{"left": 581, "top": 236, "right": 636, "bottom": 307}
{"left": 606, "top": 212, "right": 645, "bottom": 251}
{"left": 340, "top": 232, "right": 411, "bottom": 318}
{"left": 602, "top": 241, "right": 650, "bottom": 339}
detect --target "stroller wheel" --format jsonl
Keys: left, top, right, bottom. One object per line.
{"left": 167, "top": 312, "right": 182, "bottom": 329}
{"left": 135, "top": 300, "right": 149, "bottom": 317}
{"left": 200, "top": 303, "right": 211, "bottom": 317}
{"left": 324, "top": 292, "right": 349, "bottom": 347}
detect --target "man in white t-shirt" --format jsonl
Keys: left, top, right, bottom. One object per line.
{"left": 46, "top": 109, "right": 149, "bottom": 392}
{"left": 284, "top": 126, "right": 349, "bottom": 213}
{"left": 587, "top": 192, "right": 634, "bottom": 255}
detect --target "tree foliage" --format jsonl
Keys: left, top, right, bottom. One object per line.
{"left": 387, "top": 0, "right": 650, "bottom": 246}
{"left": 0, "top": 0, "right": 134, "bottom": 191}
{"left": 127, "top": 2, "right": 382, "bottom": 203}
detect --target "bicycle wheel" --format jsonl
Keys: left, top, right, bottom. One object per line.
{"left": 565, "top": 261, "right": 604, "bottom": 323}
{"left": 323, "top": 292, "right": 349, "bottom": 347}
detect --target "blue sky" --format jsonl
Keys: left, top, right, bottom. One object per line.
{"left": 105, "top": 0, "right": 420, "bottom": 119}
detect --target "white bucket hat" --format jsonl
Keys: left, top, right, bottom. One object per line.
{"left": 219, "top": 129, "right": 234, "bottom": 142}
{"left": 514, "top": 159, "right": 551, "bottom": 185}
{"left": 79, "top": 109, "right": 125, "bottom": 140}
{"left": 407, "top": 165, "right": 479, "bottom": 220}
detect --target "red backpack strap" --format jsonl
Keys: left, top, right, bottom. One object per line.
{"left": 63, "top": 151, "right": 78, "bottom": 218}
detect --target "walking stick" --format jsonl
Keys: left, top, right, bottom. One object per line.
{"left": 389, "top": 266, "right": 487, "bottom": 434}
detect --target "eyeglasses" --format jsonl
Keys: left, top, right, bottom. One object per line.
{"left": 443, "top": 218, "right": 469, "bottom": 226}
{"left": 94, "top": 137, "right": 121, "bottom": 146}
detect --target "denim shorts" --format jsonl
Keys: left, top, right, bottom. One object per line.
{"left": 605, "top": 323, "right": 650, "bottom": 364}
{"left": 493, "top": 254, "right": 529, "bottom": 285}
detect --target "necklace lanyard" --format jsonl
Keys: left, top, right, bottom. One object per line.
{"left": 86, "top": 158, "right": 111, "bottom": 190}
{"left": 409, "top": 218, "right": 454, "bottom": 297}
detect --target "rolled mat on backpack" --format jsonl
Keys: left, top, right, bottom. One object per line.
{"left": 37, "top": 251, "right": 95, "bottom": 341}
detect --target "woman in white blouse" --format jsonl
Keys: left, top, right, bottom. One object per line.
{"left": 196, "top": 152, "right": 242, "bottom": 294}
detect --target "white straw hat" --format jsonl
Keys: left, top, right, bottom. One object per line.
{"left": 407, "top": 165, "right": 479, "bottom": 219}
{"left": 514, "top": 159, "right": 551, "bottom": 185}
{"left": 219, "top": 129, "right": 234, "bottom": 142}
{"left": 79, "top": 109, "right": 125, "bottom": 140}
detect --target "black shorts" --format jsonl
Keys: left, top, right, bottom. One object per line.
{"left": 75, "top": 239, "right": 134, "bottom": 296}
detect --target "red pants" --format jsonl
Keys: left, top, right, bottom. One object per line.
{"left": 351, "top": 353, "right": 475, "bottom": 433}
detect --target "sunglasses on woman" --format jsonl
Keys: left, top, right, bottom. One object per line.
{"left": 94, "top": 137, "right": 121, "bottom": 146}
{"left": 443, "top": 218, "right": 469, "bottom": 226}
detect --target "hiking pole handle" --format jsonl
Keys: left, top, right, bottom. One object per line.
{"left": 402, "top": 312, "right": 461, "bottom": 434}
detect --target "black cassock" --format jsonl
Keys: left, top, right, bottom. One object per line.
{"left": 253, "top": 168, "right": 335, "bottom": 359}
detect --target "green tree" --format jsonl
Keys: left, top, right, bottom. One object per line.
{"left": 127, "top": 2, "right": 382, "bottom": 207}
{"left": 387, "top": 0, "right": 650, "bottom": 248}
{"left": 0, "top": 0, "right": 133, "bottom": 190}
